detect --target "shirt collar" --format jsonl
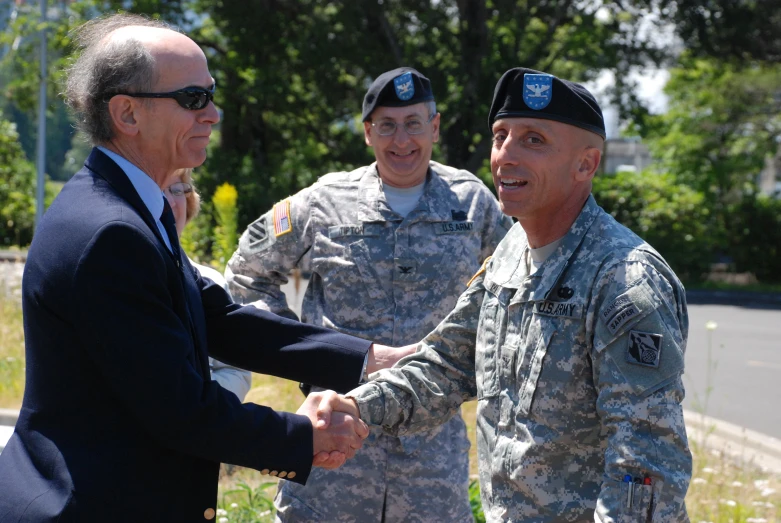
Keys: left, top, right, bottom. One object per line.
{"left": 97, "top": 146, "right": 165, "bottom": 219}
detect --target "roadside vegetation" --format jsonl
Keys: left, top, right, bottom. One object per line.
{"left": 0, "top": 277, "right": 24, "bottom": 409}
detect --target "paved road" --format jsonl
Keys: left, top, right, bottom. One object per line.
{"left": 684, "top": 304, "right": 781, "bottom": 439}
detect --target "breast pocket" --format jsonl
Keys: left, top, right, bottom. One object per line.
{"left": 311, "top": 233, "right": 391, "bottom": 321}
{"left": 516, "top": 317, "right": 557, "bottom": 416}
{"left": 475, "top": 297, "right": 506, "bottom": 399}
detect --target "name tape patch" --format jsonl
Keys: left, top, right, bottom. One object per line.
{"left": 435, "top": 221, "right": 475, "bottom": 235}
{"left": 534, "top": 301, "right": 580, "bottom": 318}
{"left": 328, "top": 223, "right": 381, "bottom": 239}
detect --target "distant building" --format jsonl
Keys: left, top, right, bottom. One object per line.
{"left": 601, "top": 137, "right": 652, "bottom": 174}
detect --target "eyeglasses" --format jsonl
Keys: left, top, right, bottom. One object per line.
{"left": 371, "top": 113, "right": 435, "bottom": 136}
{"left": 164, "top": 182, "right": 193, "bottom": 199}
{"left": 107, "top": 84, "right": 216, "bottom": 110}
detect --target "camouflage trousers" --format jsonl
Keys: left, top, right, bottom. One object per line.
{"left": 274, "top": 414, "right": 473, "bottom": 523}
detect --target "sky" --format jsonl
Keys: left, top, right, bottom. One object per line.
{"left": 586, "top": 68, "right": 671, "bottom": 139}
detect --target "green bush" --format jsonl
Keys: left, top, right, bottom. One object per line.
{"left": 727, "top": 193, "right": 781, "bottom": 284}
{"left": 593, "top": 170, "right": 714, "bottom": 282}
{"left": 0, "top": 113, "right": 35, "bottom": 247}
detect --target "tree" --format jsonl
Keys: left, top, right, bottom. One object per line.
{"left": 0, "top": 112, "right": 36, "bottom": 247}
{"left": 640, "top": 0, "right": 781, "bottom": 64}
{"left": 643, "top": 58, "right": 781, "bottom": 202}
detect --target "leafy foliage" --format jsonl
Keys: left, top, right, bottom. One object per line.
{"left": 0, "top": 113, "right": 35, "bottom": 247}
{"left": 642, "top": 0, "right": 781, "bottom": 64}
{"left": 593, "top": 169, "right": 714, "bottom": 281}
{"left": 642, "top": 58, "right": 781, "bottom": 204}
{"left": 218, "top": 481, "right": 276, "bottom": 522}
{"left": 726, "top": 192, "right": 781, "bottom": 284}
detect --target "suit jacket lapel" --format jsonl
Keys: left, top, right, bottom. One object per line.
{"left": 84, "top": 148, "right": 177, "bottom": 264}
{"left": 84, "top": 148, "right": 211, "bottom": 379}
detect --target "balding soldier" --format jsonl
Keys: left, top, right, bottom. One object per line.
{"left": 227, "top": 67, "right": 511, "bottom": 522}
{"left": 342, "top": 68, "right": 693, "bottom": 522}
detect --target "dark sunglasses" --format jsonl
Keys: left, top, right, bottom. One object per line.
{"left": 106, "top": 84, "right": 216, "bottom": 110}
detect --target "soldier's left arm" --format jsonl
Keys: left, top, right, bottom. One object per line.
{"left": 588, "top": 257, "right": 692, "bottom": 521}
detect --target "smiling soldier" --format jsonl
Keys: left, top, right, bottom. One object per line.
{"left": 227, "top": 67, "right": 511, "bottom": 522}
{"left": 344, "top": 67, "right": 693, "bottom": 522}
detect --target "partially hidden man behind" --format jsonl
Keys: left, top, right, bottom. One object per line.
{"left": 343, "top": 68, "right": 693, "bottom": 522}
{"left": 227, "top": 67, "right": 511, "bottom": 522}
{"left": 0, "top": 14, "right": 415, "bottom": 522}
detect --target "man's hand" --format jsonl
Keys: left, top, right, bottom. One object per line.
{"left": 296, "top": 390, "right": 368, "bottom": 469}
{"left": 366, "top": 343, "right": 418, "bottom": 375}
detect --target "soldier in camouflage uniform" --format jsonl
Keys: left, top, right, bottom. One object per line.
{"left": 346, "top": 68, "right": 692, "bottom": 522}
{"left": 226, "top": 67, "right": 512, "bottom": 522}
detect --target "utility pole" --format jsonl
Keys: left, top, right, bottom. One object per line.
{"left": 35, "top": 0, "right": 47, "bottom": 229}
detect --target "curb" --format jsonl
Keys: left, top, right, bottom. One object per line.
{"left": 0, "top": 409, "right": 19, "bottom": 426}
{"left": 684, "top": 409, "right": 781, "bottom": 475}
{"left": 685, "top": 289, "right": 781, "bottom": 310}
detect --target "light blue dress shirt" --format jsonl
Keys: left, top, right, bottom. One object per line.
{"left": 97, "top": 146, "right": 173, "bottom": 254}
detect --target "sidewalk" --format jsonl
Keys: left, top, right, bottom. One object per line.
{"left": 2, "top": 407, "right": 781, "bottom": 476}
{"left": 684, "top": 409, "right": 781, "bottom": 475}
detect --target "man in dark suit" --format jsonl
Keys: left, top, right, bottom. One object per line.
{"left": 0, "top": 13, "right": 411, "bottom": 522}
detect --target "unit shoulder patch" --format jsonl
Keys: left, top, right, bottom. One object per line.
{"left": 627, "top": 330, "right": 662, "bottom": 368}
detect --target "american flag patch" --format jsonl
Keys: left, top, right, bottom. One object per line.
{"left": 273, "top": 200, "right": 292, "bottom": 237}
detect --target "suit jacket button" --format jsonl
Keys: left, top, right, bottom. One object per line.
{"left": 260, "top": 469, "right": 269, "bottom": 475}
{"left": 270, "top": 470, "right": 278, "bottom": 476}
{"left": 287, "top": 471, "right": 296, "bottom": 479}
{"left": 278, "top": 471, "right": 287, "bottom": 478}
{"left": 204, "top": 507, "right": 215, "bottom": 520}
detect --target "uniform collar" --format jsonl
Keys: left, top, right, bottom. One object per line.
{"left": 97, "top": 146, "right": 165, "bottom": 220}
{"left": 486, "top": 195, "right": 600, "bottom": 296}
{"left": 534, "top": 194, "right": 601, "bottom": 300}
{"left": 356, "top": 162, "right": 453, "bottom": 223}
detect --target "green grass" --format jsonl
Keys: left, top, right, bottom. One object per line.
{"left": 0, "top": 279, "right": 25, "bottom": 409}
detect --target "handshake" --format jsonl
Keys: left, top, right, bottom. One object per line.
{"left": 295, "top": 342, "right": 418, "bottom": 469}
{"left": 296, "top": 390, "right": 366, "bottom": 469}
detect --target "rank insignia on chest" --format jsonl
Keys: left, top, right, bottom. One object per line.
{"left": 394, "top": 257, "right": 417, "bottom": 278}
{"left": 627, "top": 330, "right": 662, "bottom": 368}
{"left": 273, "top": 200, "right": 292, "bottom": 237}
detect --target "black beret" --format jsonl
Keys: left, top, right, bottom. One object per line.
{"left": 362, "top": 67, "right": 435, "bottom": 122}
{"left": 488, "top": 67, "right": 606, "bottom": 138}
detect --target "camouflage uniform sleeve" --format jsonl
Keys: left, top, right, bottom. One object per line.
{"left": 347, "top": 267, "right": 486, "bottom": 436}
{"left": 589, "top": 258, "right": 692, "bottom": 522}
{"left": 225, "top": 188, "right": 313, "bottom": 320}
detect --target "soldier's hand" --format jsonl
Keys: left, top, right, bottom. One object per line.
{"left": 366, "top": 343, "right": 418, "bottom": 375}
{"left": 296, "top": 390, "right": 369, "bottom": 469}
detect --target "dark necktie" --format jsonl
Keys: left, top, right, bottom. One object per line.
{"left": 160, "top": 197, "right": 181, "bottom": 267}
